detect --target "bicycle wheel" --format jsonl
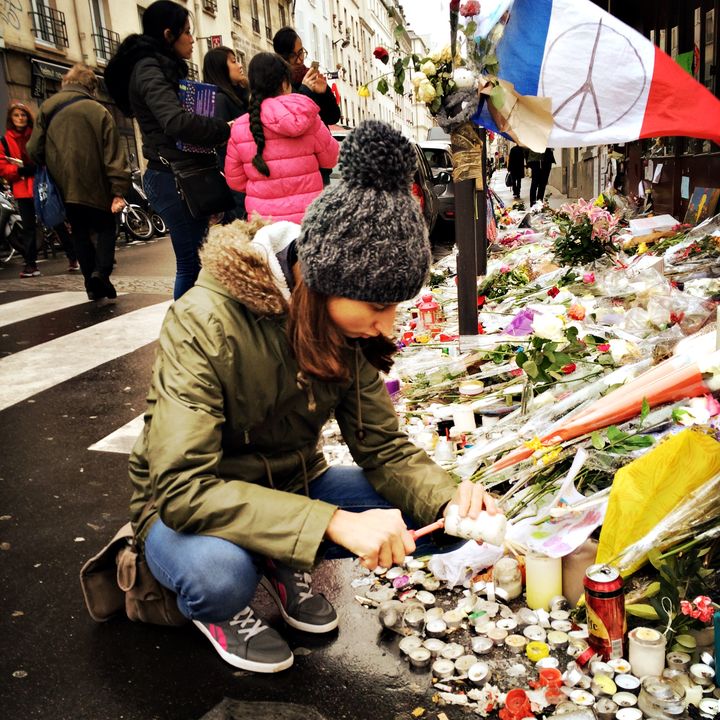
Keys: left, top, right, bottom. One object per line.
{"left": 150, "top": 212, "right": 167, "bottom": 236}
{"left": 124, "top": 205, "right": 154, "bottom": 240}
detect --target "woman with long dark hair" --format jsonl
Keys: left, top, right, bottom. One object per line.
{"left": 128, "top": 121, "right": 497, "bottom": 673}
{"left": 203, "top": 46, "right": 249, "bottom": 221}
{"left": 0, "top": 103, "right": 39, "bottom": 277}
{"left": 224, "top": 52, "right": 338, "bottom": 223}
{"left": 104, "top": 0, "right": 231, "bottom": 299}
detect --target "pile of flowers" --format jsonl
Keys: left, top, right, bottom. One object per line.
{"left": 553, "top": 198, "right": 621, "bottom": 266}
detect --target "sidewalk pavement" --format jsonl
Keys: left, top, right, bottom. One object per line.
{"left": 490, "top": 168, "right": 569, "bottom": 210}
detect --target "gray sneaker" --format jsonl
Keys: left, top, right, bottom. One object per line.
{"left": 261, "top": 560, "right": 339, "bottom": 634}
{"left": 193, "top": 606, "right": 293, "bottom": 673}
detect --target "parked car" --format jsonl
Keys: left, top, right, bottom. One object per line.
{"left": 420, "top": 140, "right": 456, "bottom": 238}
{"left": 329, "top": 128, "right": 439, "bottom": 235}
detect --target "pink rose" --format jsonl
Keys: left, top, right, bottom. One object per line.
{"left": 547, "top": 286, "right": 560, "bottom": 298}
{"left": 597, "top": 343, "right": 610, "bottom": 352}
{"left": 583, "top": 272, "right": 595, "bottom": 284}
{"left": 460, "top": 0, "right": 481, "bottom": 17}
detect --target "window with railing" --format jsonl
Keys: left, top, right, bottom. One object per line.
{"left": 187, "top": 61, "right": 199, "bottom": 80}
{"left": 29, "top": 2, "right": 69, "bottom": 47}
{"left": 202, "top": 0, "right": 217, "bottom": 13}
{"left": 263, "top": 0, "right": 272, "bottom": 40}
{"left": 251, "top": 0, "right": 260, "bottom": 34}
{"left": 231, "top": 0, "right": 240, "bottom": 21}
{"left": 279, "top": 2, "right": 286, "bottom": 27}
{"left": 92, "top": 26, "right": 120, "bottom": 62}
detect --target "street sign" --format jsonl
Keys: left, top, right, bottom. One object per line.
{"left": 207, "top": 35, "right": 223, "bottom": 49}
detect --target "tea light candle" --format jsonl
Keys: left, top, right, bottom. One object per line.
{"left": 409, "top": 646, "right": 432, "bottom": 668}
{"left": 570, "top": 689, "right": 596, "bottom": 706}
{"left": 523, "top": 625, "right": 547, "bottom": 642}
{"left": 608, "top": 659, "right": 632, "bottom": 675}
{"left": 516, "top": 608, "right": 539, "bottom": 626}
{"left": 406, "top": 557, "right": 425, "bottom": 570}
{"left": 404, "top": 604, "right": 427, "bottom": 629}
{"left": 569, "top": 628, "right": 590, "bottom": 641}
{"left": 416, "top": 590, "right": 436, "bottom": 607}
{"left": 547, "top": 630, "right": 569, "bottom": 649}
{"left": 550, "top": 595, "right": 570, "bottom": 612}
{"left": 425, "top": 606, "right": 444, "bottom": 621}
{"left": 386, "top": 566, "right": 404, "bottom": 580}
{"left": 592, "top": 674, "right": 618, "bottom": 697}
{"left": 690, "top": 663, "right": 715, "bottom": 687}
{"left": 615, "top": 708, "right": 643, "bottom": 720}
{"left": 550, "top": 609, "right": 570, "bottom": 622}
{"left": 425, "top": 618, "right": 448, "bottom": 638}
{"left": 666, "top": 651, "right": 691, "bottom": 671}
{"left": 497, "top": 618, "right": 518, "bottom": 632}
{"left": 422, "top": 576, "right": 441, "bottom": 592}
{"left": 551, "top": 620, "right": 573, "bottom": 632}
{"left": 525, "top": 551, "right": 562, "bottom": 610}
{"left": 455, "top": 654, "right": 479, "bottom": 675}
{"left": 526, "top": 640, "right": 550, "bottom": 662}
{"left": 613, "top": 692, "right": 638, "bottom": 708}
{"left": 423, "top": 637, "right": 446, "bottom": 656}
{"left": 399, "top": 635, "right": 423, "bottom": 656}
{"left": 442, "top": 609, "right": 465, "bottom": 629}
{"left": 594, "top": 698, "right": 619, "bottom": 720}
{"left": 468, "top": 661, "right": 491, "bottom": 685}
{"left": 472, "top": 636, "right": 494, "bottom": 655}
{"left": 536, "top": 608, "right": 552, "bottom": 628}
{"left": 615, "top": 674, "right": 641, "bottom": 694}
{"left": 488, "top": 627, "right": 508, "bottom": 646}
{"left": 698, "top": 699, "right": 720, "bottom": 717}
{"left": 628, "top": 627, "right": 667, "bottom": 679}
{"left": 441, "top": 642, "right": 465, "bottom": 661}
{"left": 506, "top": 634, "right": 528, "bottom": 654}
{"left": 537, "top": 656, "right": 560, "bottom": 669}
{"left": 591, "top": 661, "right": 615, "bottom": 678}
{"left": 432, "top": 658, "right": 455, "bottom": 679}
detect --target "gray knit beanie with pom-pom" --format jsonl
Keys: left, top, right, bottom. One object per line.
{"left": 296, "top": 120, "right": 431, "bottom": 304}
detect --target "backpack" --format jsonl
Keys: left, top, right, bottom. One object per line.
{"left": 33, "top": 95, "right": 92, "bottom": 228}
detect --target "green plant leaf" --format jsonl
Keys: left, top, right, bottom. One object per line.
{"left": 516, "top": 351, "right": 528, "bottom": 368}
{"left": 624, "top": 435, "right": 654, "bottom": 448}
{"left": 645, "top": 581, "right": 662, "bottom": 597}
{"left": 626, "top": 603, "right": 660, "bottom": 620}
{"left": 672, "top": 408, "right": 690, "bottom": 423}
{"left": 598, "top": 354, "right": 615, "bottom": 365}
{"left": 377, "top": 77, "right": 389, "bottom": 95}
{"left": 523, "top": 360, "right": 539, "bottom": 379}
{"left": 640, "top": 397, "right": 650, "bottom": 424}
{"left": 606, "top": 426, "right": 627, "bottom": 443}
{"left": 591, "top": 431, "right": 605, "bottom": 450}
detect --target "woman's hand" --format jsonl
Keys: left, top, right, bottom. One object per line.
{"left": 302, "top": 67, "right": 328, "bottom": 94}
{"left": 444, "top": 480, "right": 498, "bottom": 521}
{"left": 325, "top": 508, "right": 415, "bottom": 571}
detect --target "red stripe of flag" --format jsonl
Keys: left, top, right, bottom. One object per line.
{"left": 641, "top": 46, "right": 720, "bottom": 145}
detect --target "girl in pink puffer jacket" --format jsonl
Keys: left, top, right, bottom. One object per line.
{"left": 224, "top": 52, "right": 339, "bottom": 223}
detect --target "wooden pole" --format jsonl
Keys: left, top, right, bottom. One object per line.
{"left": 476, "top": 128, "right": 488, "bottom": 276}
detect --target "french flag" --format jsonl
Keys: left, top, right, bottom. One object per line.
{"left": 473, "top": 0, "right": 720, "bottom": 147}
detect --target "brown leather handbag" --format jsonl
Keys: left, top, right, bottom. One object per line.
{"left": 79, "top": 523, "right": 188, "bottom": 626}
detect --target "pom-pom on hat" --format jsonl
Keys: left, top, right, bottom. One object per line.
{"left": 296, "top": 120, "right": 431, "bottom": 304}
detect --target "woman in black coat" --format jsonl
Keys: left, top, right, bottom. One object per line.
{"left": 105, "top": 0, "right": 231, "bottom": 299}
{"left": 203, "top": 46, "right": 249, "bottom": 223}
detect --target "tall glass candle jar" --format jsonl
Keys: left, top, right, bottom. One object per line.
{"left": 628, "top": 627, "right": 667, "bottom": 679}
{"left": 525, "top": 552, "right": 562, "bottom": 610}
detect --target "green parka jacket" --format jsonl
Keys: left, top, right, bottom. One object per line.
{"left": 128, "top": 221, "right": 457, "bottom": 571}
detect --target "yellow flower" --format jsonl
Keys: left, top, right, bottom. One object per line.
{"left": 524, "top": 437, "right": 544, "bottom": 452}
{"left": 637, "top": 242, "right": 649, "bottom": 254}
{"left": 416, "top": 80, "right": 436, "bottom": 103}
{"left": 594, "top": 194, "right": 605, "bottom": 207}
{"left": 358, "top": 85, "right": 370, "bottom": 98}
{"left": 540, "top": 447, "right": 562, "bottom": 466}
{"left": 420, "top": 60, "right": 437, "bottom": 77}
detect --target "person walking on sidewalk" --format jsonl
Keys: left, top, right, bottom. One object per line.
{"left": 507, "top": 144, "right": 525, "bottom": 200}
{"left": 224, "top": 52, "right": 339, "bottom": 223}
{"left": 537, "top": 147, "right": 556, "bottom": 205}
{"left": 128, "top": 121, "right": 497, "bottom": 674}
{"left": 0, "top": 103, "right": 40, "bottom": 278}
{"left": 104, "top": 0, "right": 232, "bottom": 300}
{"left": 28, "top": 64, "right": 129, "bottom": 301}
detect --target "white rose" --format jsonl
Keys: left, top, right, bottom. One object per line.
{"left": 453, "top": 68, "right": 476, "bottom": 90}
{"left": 608, "top": 338, "right": 639, "bottom": 364}
{"left": 416, "top": 80, "right": 437, "bottom": 103}
{"left": 420, "top": 60, "right": 437, "bottom": 77}
{"left": 531, "top": 314, "right": 565, "bottom": 342}
{"left": 429, "top": 49, "right": 442, "bottom": 63}
{"left": 411, "top": 71, "right": 427, "bottom": 89}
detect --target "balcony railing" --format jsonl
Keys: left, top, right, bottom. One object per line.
{"left": 202, "top": 0, "right": 217, "bottom": 13}
{"left": 29, "top": 6, "right": 69, "bottom": 48}
{"left": 251, "top": 17, "right": 260, "bottom": 34}
{"left": 231, "top": 0, "right": 240, "bottom": 21}
{"left": 92, "top": 26, "right": 120, "bottom": 62}
{"left": 265, "top": 24, "right": 272, "bottom": 40}
{"left": 186, "top": 61, "right": 199, "bottom": 80}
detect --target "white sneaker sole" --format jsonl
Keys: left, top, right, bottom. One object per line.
{"left": 192, "top": 620, "right": 294, "bottom": 673}
{"left": 260, "top": 577, "right": 339, "bottom": 634}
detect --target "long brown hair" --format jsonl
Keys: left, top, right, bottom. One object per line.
{"left": 6, "top": 103, "right": 34, "bottom": 132}
{"left": 287, "top": 277, "right": 399, "bottom": 382}
{"left": 287, "top": 278, "right": 349, "bottom": 382}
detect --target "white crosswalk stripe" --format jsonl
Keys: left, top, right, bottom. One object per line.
{"left": 88, "top": 412, "right": 145, "bottom": 454}
{"left": 0, "top": 291, "right": 99, "bottom": 328}
{"left": 0, "top": 299, "right": 170, "bottom": 411}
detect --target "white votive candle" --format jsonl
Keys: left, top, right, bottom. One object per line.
{"left": 628, "top": 627, "right": 666, "bottom": 679}
{"left": 452, "top": 404, "right": 477, "bottom": 432}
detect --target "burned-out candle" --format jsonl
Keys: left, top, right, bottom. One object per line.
{"left": 471, "top": 636, "right": 493, "bottom": 655}
{"left": 455, "top": 654, "right": 478, "bottom": 675}
{"left": 505, "top": 634, "right": 528, "bottom": 654}
{"left": 468, "top": 661, "right": 491, "bottom": 685}
{"left": 422, "top": 637, "right": 446, "bottom": 656}
{"left": 408, "top": 646, "right": 432, "bottom": 668}
{"left": 440, "top": 642, "right": 464, "bottom": 661}
{"left": 425, "top": 618, "right": 447, "bottom": 638}
{"left": 432, "top": 658, "right": 455, "bottom": 679}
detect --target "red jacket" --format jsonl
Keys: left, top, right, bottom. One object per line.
{"left": 0, "top": 127, "right": 34, "bottom": 199}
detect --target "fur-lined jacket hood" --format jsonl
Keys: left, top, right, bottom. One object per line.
{"left": 199, "top": 217, "right": 299, "bottom": 317}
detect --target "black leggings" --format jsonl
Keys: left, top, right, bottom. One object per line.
{"left": 16, "top": 197, "right": 38, "bottom": 266}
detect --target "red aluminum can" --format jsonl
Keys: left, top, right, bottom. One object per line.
{"left": 584, "top": 563, "right": 626, "bottom": 660}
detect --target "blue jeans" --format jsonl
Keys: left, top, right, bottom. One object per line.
{"left": 143, "top": 168, "right": 208, "bottom": 300}
{"left": 143, "top": 465, "right": 451, "bottom": 623}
